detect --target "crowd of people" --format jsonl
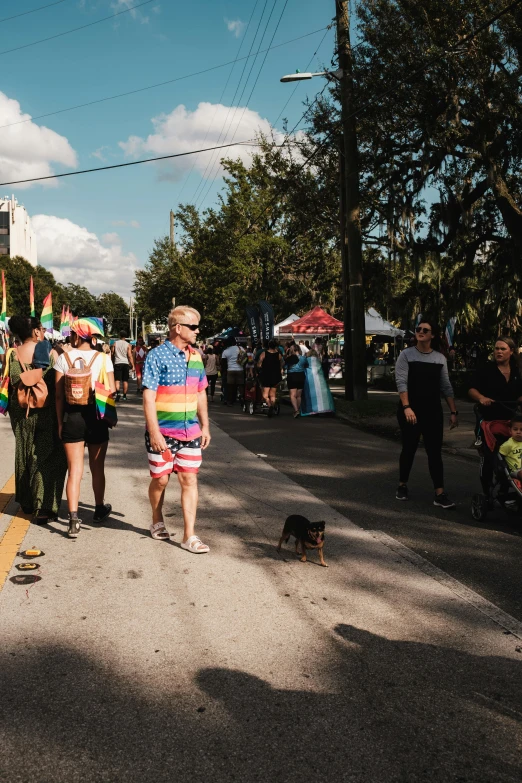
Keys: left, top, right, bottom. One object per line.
{"left": 3, "top": 303, "right": 522, "bottom": 550}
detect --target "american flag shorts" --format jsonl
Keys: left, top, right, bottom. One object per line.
{"left": 145, "top": 431, "right": 202, "bottom": 477}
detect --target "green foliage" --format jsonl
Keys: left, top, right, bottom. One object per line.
{"left": 97, "top": 292, "right": 129, "bottom": 335}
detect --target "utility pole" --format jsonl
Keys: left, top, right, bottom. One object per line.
{"left": 339, "top": 139, "right": 353, "bottom": 400}
{"left": 336, "top": 0, "right": 367, "bottom": 400}
{"left": 170, "top": 210, "right": 175, "bottom": 248}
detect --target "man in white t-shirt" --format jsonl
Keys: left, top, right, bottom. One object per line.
{"left": 221, "top": 339, "right": 244, "bottom": 405}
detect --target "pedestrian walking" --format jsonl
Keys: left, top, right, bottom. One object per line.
{"left": 203, "top": 346, "right": 219, "bottom": 402}
{"left": 395, "top": 318, "right": 458, "bottom": 508}
{"left": 221, "top": 337, "right": 244, "bottom": 406}
{"left": 112, "top": 331, "right": 134, "bottom": 401}
{"left": 54, "top": 318, "right": 116, "bottom": 537}
{"left": 3, "top": 315, "right": 67, "bottom": 523}
{"left": 257, "top": 339, "right": 284, "bottom": 416}
{"left": 133, "top": 336, "right": 148, "bottom": 394}
{"left": 285, "top": 344, "right": 308, "bottom": 417}
{"left": 142, "top": 305, "right": 211, "bottom": 552}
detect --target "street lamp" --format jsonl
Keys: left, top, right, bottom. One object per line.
{"left": 279, "top": 5, "right": 366, "bottom": 402}
{"left": 280, "top": 69, "right": 343, "bottom": 83}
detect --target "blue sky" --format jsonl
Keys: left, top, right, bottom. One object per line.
{"left": 2, "top": 0, "right": 336, "bottom": 298}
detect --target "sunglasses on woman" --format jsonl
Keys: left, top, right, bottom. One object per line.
{"left": 415, "top": 327, "right": 431, "bottom": 334}
{"left": 178, "top": 323, "right": 200, "bottom": 331}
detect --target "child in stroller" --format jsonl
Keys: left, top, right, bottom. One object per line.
{"left": 472, "top": 406, "right": 522, "bottom": 520}
{"left": 242, "top": 375, "right": 280, "bottom": 417}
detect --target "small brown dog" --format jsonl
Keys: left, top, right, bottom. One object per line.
{"left": 277, "top": 514, "right": 327, "bottom": 567}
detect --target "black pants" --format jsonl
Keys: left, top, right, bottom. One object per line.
{"left": 206, "top": 375, "right": 217, "bottom": 397}
{"left": 398, "top": 406, "right": 444, "bottom": 488}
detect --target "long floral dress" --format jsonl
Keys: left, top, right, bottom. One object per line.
{"left": 7, "top": 350, "right": 67, "bottom": 515}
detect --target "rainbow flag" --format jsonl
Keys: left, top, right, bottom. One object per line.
{"left": 59, "top": 305, "right": 69, "bottom": 337}
{"left": 95, "top": 383, "right": 117, "bottom": 426}
{"left": 41, "top": 292, "right": 53, "bottom": 333}
{"left": 0, "top": 270, "right": 6, "bottom": 329}
{"left": 30, "top": 276, "right": 35, "bottom": 318}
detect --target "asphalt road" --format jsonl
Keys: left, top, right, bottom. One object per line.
{"left": 209, "top": 398, "right": 522, "bottom": 621}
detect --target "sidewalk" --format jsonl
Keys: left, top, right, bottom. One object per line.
{"left": 0, "top": 400, "right": 521, "bottom": 782}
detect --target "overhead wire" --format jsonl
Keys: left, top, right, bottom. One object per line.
{"left": 0, "top": 0, "right": 67, "bottom": 23}
{"left": 0, "top": 0, "right": 156, "bottom": 57}
{"left": 190, "top": 0, "right": 272, "bottom": 206}
{"left": 176, "top": 0, "right": 262, "bottom": 203}
{"left": 2, "top": 0, "right": 518, "bottom": 190}
{"left": 0, "top": 26, "right": 329, "bottom": 131}
{"left": 196, "top": 0, "right": 289, "bottom": 209}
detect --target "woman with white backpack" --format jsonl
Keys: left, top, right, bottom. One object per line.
{"left": 54, "top": 318, "right": 116, "bottom": 538}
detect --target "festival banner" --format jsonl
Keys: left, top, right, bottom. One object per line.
{"left": 445, "top": 317, "right": 456, "bottom": 349}
{"left": 41, "top": 292, "right": 53, "bottom": 334}
{"left": 245, "top": 304, "right": 261, "bottom": 344}
{"left": 258, "top": 300, "right": 275, "bottom": 342}
{"left": 30, "top": 276, "right": 35, "bottom": 318}
{"left": 0, "top": 270, "right": 6, "bottom": 329}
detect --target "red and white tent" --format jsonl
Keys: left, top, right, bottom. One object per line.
{"left": 286, "top": 306, "right": 344, "bottom": 335}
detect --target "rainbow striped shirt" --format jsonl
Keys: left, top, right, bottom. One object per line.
{"left": 142, "top": 342, "right": 208, "bottom": 440}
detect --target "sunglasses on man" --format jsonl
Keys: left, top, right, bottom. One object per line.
{"left": 415, "top": 326, "right": 431, "bottom": 334}
{"left": 178, "top": 323, "right": 200, "bottom": 331}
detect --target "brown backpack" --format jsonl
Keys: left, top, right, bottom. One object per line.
{"left": 15, "top": 348, "right": 49, "bottom": 417}
{"left": 63, "top": 352, "right": 98, "bottom": 405}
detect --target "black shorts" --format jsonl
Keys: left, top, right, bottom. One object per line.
{"left": 62, "top": 404, "right": 110, "bottom": 444}
{"left": 114, "top": 364, "right": 130, "bottom": 382}
{"left": 287, "top": 371, "right": 305, "bottom": 390}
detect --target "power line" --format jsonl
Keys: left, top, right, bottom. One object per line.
{"left": 0, "top": 26, "right": 329, "bottom": 131}
{"left": 190, "top": 0, "right": 272, "bottom": 205}
{"left": 196, "top": 0, "right": 289, "bottom": 208}
{"left": 0, "top": 141, "right": 261, "bottom": 187}
{"left": 0, "top": 0, "right": 67, "bottom": 23}
{"left": 0, "top": 0, "right": 155, "bottom": 58}
{"left": 176, "top": 0, "right": 262, "bottom": 202}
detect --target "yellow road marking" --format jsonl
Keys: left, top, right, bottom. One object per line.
{"left": 0, "top": 474, "right": 30, "bottom": 590}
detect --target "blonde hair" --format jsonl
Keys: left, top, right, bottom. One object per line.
{"left": 168, "top": 306, "right": 201, "bottom": 330}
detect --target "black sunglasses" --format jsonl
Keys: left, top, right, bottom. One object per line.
{"left": 178, "top": 323, "right": 200, "bottom": 331}
{"left": 415, "top": 327, "right": 431, "bottom": 334}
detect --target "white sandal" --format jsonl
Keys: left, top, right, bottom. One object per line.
{"left": 150, "top": 521, "right": 170, "bottom": 540}
{"left": 180, "top": 535, "right": 209, "bottom": 554}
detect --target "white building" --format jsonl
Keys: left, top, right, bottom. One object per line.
{"left": 0, "top": 195, "right": 37, "bottom": 266}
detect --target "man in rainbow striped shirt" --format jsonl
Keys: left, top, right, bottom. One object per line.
{"left": 143, "top": 306, "right": 211, "bottom": 552}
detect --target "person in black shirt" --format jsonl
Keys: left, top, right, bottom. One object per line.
{"left": 469, "top": 336, "right": 522, "bottom": 421}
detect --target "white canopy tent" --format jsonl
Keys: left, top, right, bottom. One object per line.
{"left": 274, "top": 313, "right": 299, "bottom": 336}
{"left": 365, "top": 308, "right": 404, "bottom": 337}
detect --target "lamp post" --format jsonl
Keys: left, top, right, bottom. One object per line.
{"left": 280, "top": 1, "right": 367, "bottom": 400}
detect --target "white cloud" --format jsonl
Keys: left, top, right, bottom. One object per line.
{"left": 32, "top": 215, "right": 138, "bottom": 298}
{"left": 225, "top": 18, "right": 245, "bottom": 37}
{"left": 119, "top": 102, "right": 286, "bottom": 182}
{"left": 102, "top": 232, "right": 121, "bottom": 244}
{"left": 0, "top": 92, "right": 77, "bottom": 189}
{"left": 91, "top": 146, "right": 110, "bottom": 162}
{"left": 111, "top": 219, "right": 141, "bottom": 228}
{"left": 111, "top": 0, "right": 150, "bottom": 24}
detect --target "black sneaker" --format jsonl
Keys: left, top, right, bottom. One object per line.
{"left": 115, "top": 393, "right": 120, "bottom": 403}
{"left": 68, "top": 514, "right": 81, "bottom": 538}
{"left": 92, "top": 503, "right": 112, "bottom": 523}
{"left": 396, "top": 485, "right": 408, "bottom": 501}
{"left": 433, "top": 492, "right": 455, "bottom": 509}
{"left": 122, "top": 394, "right": 127, "bottom": 401}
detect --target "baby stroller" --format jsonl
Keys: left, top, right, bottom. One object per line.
{"left": 471, "top": 403, "right": 522, "bottom": 521}
{"left": 242, "top": 376, "right": 280, "bottom": 417}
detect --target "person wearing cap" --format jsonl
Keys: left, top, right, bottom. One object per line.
{"left": 54, "top": 318, "right": 116, "bottom": 538}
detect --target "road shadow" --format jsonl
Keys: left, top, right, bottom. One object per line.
{"left": 1, "top": 629, "right": 521, "bottom": 782}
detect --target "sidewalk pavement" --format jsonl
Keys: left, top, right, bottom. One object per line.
{"left": 0, "top": 398, "right": 521, "bottom": 782}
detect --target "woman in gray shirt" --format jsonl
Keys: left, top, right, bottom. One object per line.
{"left": 395, "top": 318, "right": 458, "bottom": 508}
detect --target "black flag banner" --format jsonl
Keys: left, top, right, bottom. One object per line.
{"left": 258, "top": 300, "right": 274, "bottom": 342}
{"left": 245, "top": 305, "right": 261, "bottom": 344}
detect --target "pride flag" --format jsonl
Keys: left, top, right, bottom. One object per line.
{"left": 1, "top": 270, "right": 6, "bottom": 329}
{"left": 30, "top": 276, "right": 35, "bottom": 318}
{"left": 41, "top": 292, "right": 53, "bottom": 333}
{"left": 59, "top": 305, "right": 69, "bottom": 337}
